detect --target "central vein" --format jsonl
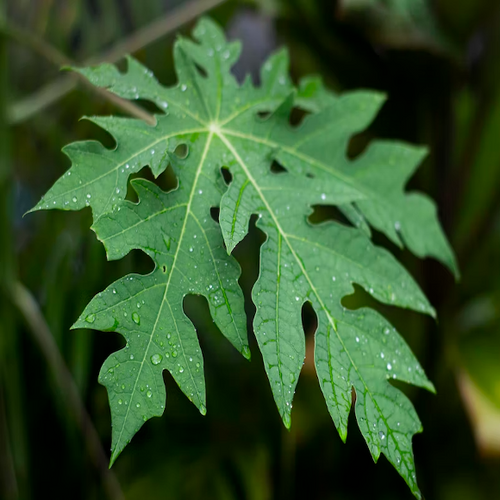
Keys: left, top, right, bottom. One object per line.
{"left": 114, "top": 131, "right": 214, "bottom": 453}
{"left": 216, "top": 129, "right": 392, "bottom": 442}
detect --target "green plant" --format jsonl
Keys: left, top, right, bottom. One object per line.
{"left": 30, "top": 17, "right": 457, "bottom": 499}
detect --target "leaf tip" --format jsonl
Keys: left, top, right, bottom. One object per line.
{"left": 373, "top": 91, "right": 388, "bottom": 106}
{"left": 23, "top": 205, "right": 38, "bottom": 217}
{"left": 109, "top": 449, "right": 120, "bottom": 468}
{"left": 241, "top": 345, "right": 251, "bottom": 361}
{"left": 338, "top": 426, "right": 348, "bottom": 444}
{"left": 226, "top": 240, "right": 237, "bottom": 255}
{"left": 425, "top": 380, "right": 437, "bottom": 395}
{"left": 70, "top": 318, "right": 85, "bottom": 330}
{"left": 282, "top": 410, "right": 292, "bottom": 430}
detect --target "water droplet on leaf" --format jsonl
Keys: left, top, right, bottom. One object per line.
{"left": 151, "top": 353, "right": 162, "bottom": 365}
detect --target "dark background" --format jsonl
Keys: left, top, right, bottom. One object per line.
{"left": 1, "top": 1, "right": 500, "bottom": 499}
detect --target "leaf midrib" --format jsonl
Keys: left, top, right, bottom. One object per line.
{"left": 112, "top": 132, "right": 214, "bottom": 457}
{"left": 220, "top": 128, "right": 411, "bottom": 221}
{"left": 217, "top": 129, "right": 409, "bottom": 468}
{"left": 39, "top": 127, "right": 205, "bottom": 215}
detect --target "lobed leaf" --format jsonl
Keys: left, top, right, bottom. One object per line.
{"left": 31, "top": 17, "right": 457, "bottom": 498}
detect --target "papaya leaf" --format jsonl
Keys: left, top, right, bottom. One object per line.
{"left": 31, "top": 17, "right": 457, "bottom": 498}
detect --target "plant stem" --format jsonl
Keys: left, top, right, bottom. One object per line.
{"left": 7, "top": 0, "right": 228, "bottom": 124}
{"left": 1, "top": 23, "right": 155, "bottom": 125}
{"left": 0, "top": 5, "right": 29, "bottom": 498}
{"left": 11, "top": 282, "right": 126, "bottom": 500}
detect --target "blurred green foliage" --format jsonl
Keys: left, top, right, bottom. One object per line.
{"left": 1, "top": 1, "right": 500, "bottom": 499}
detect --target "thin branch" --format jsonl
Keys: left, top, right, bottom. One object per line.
{"left": 84, "top": 82, "right": 156, "bottom": 125}
{"left": 7, "top": 0, "right": 227, "bottom": 124}
{"left": 11, "top": 282, "right": 125, "bottom": 500}
{"left": 0, "top": 22, "right": 71, "bottom": 66}
{"left": 9, "top": 75, "right": 74, "bottom": 124}
{"left": 2, "top": 23, "right": 154, "bottom": 125}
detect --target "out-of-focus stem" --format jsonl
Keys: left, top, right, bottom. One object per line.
{"left": 1, "top": 23, "right": 155, "bottom": 125}
{"left": 0, "top": 4, "right": 28, "bottom": 498}
{"left": 12, "top": 282, "right": 125, "bottom": 500}
{"left": 8, "top": 0, "right": 228, "bottom": 124}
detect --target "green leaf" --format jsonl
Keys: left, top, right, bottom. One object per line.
{"left": 31, "top": 17, "right": 457, "bottom": 498}
{"left": 73, "top": 175, "right": 248, "bottom": 464}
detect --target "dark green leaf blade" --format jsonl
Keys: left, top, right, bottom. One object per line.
{"left": 30, "top": 17, "right": 457, "bottom": 498}
{"left": 73, "top": 171, "right": 248, "bottom": 462}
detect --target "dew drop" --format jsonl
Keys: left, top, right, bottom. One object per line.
{"left": 378, "top": 431, "right": 386, "bottom": 440}
{"left": 147, "top": 390, "right": 152, "bottom": 398}
{"left": 85, "top": 313, "right": 96, "bottom": 323}
{"left": 132, "top": 312, "right": 140, "bottom": 325}
{"left": 387, "top": 363, "right": 392, "bottom": 370}
{"left": 151, "top": 353, "right": 163, "bottom": 365}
